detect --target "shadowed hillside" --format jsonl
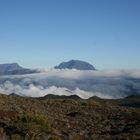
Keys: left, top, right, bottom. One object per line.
{"left": 105, "top": 95, "right": 140, "bottom": 108}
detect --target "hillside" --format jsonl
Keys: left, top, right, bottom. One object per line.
{"left": 0, "top": 93, "right": 140, "bottom": 140}
{"left": 105, "top": 95, "right": 140, "bottom": 108}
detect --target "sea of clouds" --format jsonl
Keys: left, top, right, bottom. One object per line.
{"left": 0, "top": 69, "right": 140, "bottom": 99}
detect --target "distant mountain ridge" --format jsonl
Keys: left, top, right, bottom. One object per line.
{"left": 54, "top": 60, "right": 96, "bottom": 70}
{"left": 0, "top": 63, "right": 22, "bottom": 72}
{"left": 37, "top": 94, "right": 81, "bottom": 100}
{"left": 0, "top": 63, "right": 38, "bottom": 75}
{"left": 0, "top": 60, "right": 96, "bottom": 75}
{"left": 8, "top": 93, "right": 140, "bottom": 108}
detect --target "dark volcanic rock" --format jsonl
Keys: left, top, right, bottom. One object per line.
{"left": 54, "top": 60, "right": 96, "bottom": 70}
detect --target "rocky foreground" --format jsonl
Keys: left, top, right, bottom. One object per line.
{"left": 0, "top": 94, "right": 140, "bottom": 140}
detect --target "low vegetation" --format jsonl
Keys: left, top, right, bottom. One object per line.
{"left": 0, "top": 93, "right": 140, "bottom": 140}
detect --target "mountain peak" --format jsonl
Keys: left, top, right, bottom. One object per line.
{"left": 54, "top": 60, "right": 96, "bottom": 70}
{"left": 0, "top": 63, "right": 23, "bottom": 72}
{"left": 0, "top": 63, "right": 38, "bottom": 75}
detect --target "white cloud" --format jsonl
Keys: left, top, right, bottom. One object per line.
{"left": 0, "top": 69, "right": 140, "bottom": 99}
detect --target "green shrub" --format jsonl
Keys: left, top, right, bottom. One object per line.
{"left": 8, "top": 114, "right": 51, "bottom": 140}
{"left": 11, "top": 134, "right": 22, "bottom": 140}
{"left": 49, "top": 135, "right": 61, "bottom": 140}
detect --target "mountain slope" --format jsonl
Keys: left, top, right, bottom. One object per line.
{"left": 54, "top": 60, "right": 96, "bottom": 70}
{"left": 0, "top": 63, "right": 22, "bottom": 72}
{"left": 0, "top": 63, "right": 38, "bottom": 75}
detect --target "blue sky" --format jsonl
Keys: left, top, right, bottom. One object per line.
{"left": 0, "top": 0, "right": 140, "bottom": 69}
